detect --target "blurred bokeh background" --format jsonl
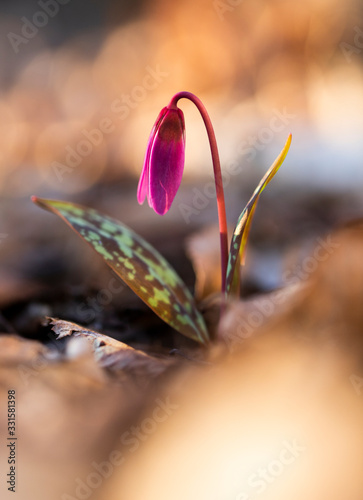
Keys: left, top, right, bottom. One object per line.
{"left": 1, "top": 0, "right": 362, "bottom": 196}
{"left": 0, "top": 0, "right": 363, "bottom": 334}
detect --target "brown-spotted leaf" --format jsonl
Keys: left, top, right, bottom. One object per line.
{"left": 226, "top": 135, "right": 291, "bottom": 296}
{"left": 32, "top": 198, "right": 209, "bottom": 344}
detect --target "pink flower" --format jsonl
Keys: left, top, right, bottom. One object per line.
{"left": 137, "top": 105, "right": 185, "bottom": 215}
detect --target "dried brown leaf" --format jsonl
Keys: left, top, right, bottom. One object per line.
{"left": 46, "top": 316, "right": 173, "bottom": 380}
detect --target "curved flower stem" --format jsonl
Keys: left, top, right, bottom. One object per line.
{"left": 168, "top": 91, "right": 229, "bottom": 296}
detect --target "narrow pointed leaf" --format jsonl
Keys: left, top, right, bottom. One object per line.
{"left": 32, "top": 198, "right": 209, "bottom": 344}
{"left": 226, "top": 134, "right": 292, "bottom": 296}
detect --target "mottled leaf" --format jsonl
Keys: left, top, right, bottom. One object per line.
{"left": 32, "top": 198, "right": 209, "bottom": 344}
{"left": 226, "top": 134, "right": 291, "bottom": 296}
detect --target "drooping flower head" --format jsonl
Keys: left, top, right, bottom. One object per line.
{"left": 137, "top": 105, "right": 185, "bottom": 215}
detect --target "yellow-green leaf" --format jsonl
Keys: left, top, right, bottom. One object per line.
{"left": 226, "top": 134, "right": 292, "bottom": 296}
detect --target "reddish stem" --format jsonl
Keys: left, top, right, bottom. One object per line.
{"left": 168, "top": 91, "right": 229, "bottom": 296}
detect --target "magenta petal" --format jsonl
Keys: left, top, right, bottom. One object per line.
{"left": 148, "top": 109, "right": 185, "bottom": 215}
{"left": 137, "top": 106, "right": 185, "bottom": 215}
{"left": 136, "top": 158, "right": 149, "bottom": 204}
{"left": 137, "top": 107, "right": 168, "bottom": 206}
{"left": 137, "top": 136, "right": 153, "bottom": 204}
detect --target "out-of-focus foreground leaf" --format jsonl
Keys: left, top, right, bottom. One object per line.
{"left": 32, "top": 198, "right": 209, "bottom": 344}
{"left": 0, "top": 334, "right": 137, "bottom": 500}
{"left": 226, "top": 134, "right": 291, "bottom": 296}
{"left": 104, "top": 222, "right": 363, "bottom": 500}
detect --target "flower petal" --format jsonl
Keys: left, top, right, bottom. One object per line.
{"left": 137, "top": 156, "right": 150, "bottom": 204}
{"left": 148, "top": 108, "right": 185, "bottom": 215}
{"left": 137, "top": 107, "right": 168, "bottom": 206}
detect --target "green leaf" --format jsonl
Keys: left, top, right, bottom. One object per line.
{"left": 225, "top": 134, "right": 292, "bottom": 296}
{"left": 32, "top": 197, "right": 209, "bottom": 344}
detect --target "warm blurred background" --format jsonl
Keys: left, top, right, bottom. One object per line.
{"left": 1, "top": 4, "right": 363, "bottom": 498}
{"left": 1, "top": 0, "right": 362, "bottom": 195}
{"left": 0, "top": 0, "right": 363, "bottom": 337}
